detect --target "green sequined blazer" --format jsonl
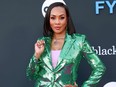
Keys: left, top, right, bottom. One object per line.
{"left": 26, "top": 33, "right": 106, "bottom": 87}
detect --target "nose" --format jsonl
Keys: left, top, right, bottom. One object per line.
{"left": 55, "top": 18, "right": 60, "bottom": 24}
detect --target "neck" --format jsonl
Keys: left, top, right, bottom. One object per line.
{"left": 53, "top": 32, "right": 66, "bottom": 39}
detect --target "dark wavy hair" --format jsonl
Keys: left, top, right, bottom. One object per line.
{"left": 43, "top": 2, "right": 76, "bottom": 37}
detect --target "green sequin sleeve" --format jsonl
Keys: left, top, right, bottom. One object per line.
{"left": 26, "top": 37, "right": 44, "bottom": 80}
{"left": 81, "top": 36, "right": 106, "bottom": 87}
{"left": 26, "top": 55, "right": 41, "bottom": 80}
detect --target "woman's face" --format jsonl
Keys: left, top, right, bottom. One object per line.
{"left": 50, "top": 6, "right": 67, "bottom": 35}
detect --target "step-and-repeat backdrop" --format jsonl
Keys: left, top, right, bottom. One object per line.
{"left": 0, "top": 0, "right": 116, "bottom": 87}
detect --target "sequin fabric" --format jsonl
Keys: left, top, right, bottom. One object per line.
{"left": 26, "top": 33, "right": 106, "bottom": 87}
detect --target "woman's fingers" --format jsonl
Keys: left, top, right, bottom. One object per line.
{"left": 34, "top": 40, "right": 45, "bottom": 59}
{"left": 41, "top": 40, "right": 45, "bottom": 44}
{"left": 36, "top": 40, "right": 45, "bottom": 48}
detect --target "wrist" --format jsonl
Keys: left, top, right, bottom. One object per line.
{"left": 34, "top": 53, "right": 41, "bottom": 59}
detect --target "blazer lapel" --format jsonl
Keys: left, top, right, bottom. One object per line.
{"left": 42, "top": 34, "right": 75, "bottom": 71}
{"left": 44, "top": 37, "right": 51, "bottom": 58}
{"left": 54, "top": 33, "right": 75, "bottom": 71}
{"left": 60, "top": 33, "right": 75, "bottom": 58}
{"left": 42, "top": 37, "right": 53, "bottom": 70}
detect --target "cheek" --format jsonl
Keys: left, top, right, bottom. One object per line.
{"left": 50, "top": 20, "right": 54, "bottom": 27}
{"left": 62, "top": 20, "right": 67, "bottom": 27}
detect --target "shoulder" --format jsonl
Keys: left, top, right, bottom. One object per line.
{"left": 72, "top": 33, "right": 86, "bottom": 41}
{"left": 71, "top": 33, "right": 88, "bottom": 48}
{"left": 37, "top": 36, "right": 50, "bottom": 41}
{"left": 37, "top": 37, "right": 44, "bottom": 41}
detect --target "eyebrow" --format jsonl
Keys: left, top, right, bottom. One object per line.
{"left": 50, "top": 14, "right": 65, "bottom": 16}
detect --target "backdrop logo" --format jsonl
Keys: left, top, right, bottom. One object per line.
{"left": 103, "top": 82, "right": 116, "bottom": 87}
{"left": 95, "top": 0, "right": 116, "bottom": 14}
{"left": 42, "top": 0, "right": 66, "bottom": 17}
{"left": 92, "top": 45, "right": 116, "bottom": 55}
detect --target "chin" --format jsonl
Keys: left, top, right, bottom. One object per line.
{"left": 54, "top": 32, "right": 62, "bottom": 34}
{"left": 53, "top": 30, "right": 62, "bottom": 33}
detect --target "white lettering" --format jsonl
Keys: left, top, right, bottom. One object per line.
{"left": 107, "top": 49, "right": 112, "bottom": 55}
{"left": 98, "top": 46, "right": 102, "bottom": 55}
{"left": 102, "top": 49, "right": 107, "bottom": 55}
{"left": 112, "top": 45, "right": 116, "bottom": 55}
{"left": 92, "top": 46, "right": 98, "bottom": 54}
{"left": 92, "top": 45, "right": 116, "bottom": 56}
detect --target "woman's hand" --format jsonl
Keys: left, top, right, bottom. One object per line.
{"left": 34, "top": 40, "right": 45, "bottom": 59}
{"left": 64, "top": 82, "right": 78, "bottom": 87}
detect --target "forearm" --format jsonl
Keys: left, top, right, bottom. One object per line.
{"left": 82, "top": 61, "right": 106, "bottom": 87}
{"left": 81, "top": 36, "right": 106, "bottom": 87}
{"left": 26, "top": 56, "right": 40, "bottom": 80}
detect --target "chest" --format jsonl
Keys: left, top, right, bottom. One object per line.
{"left": 45, "top": 41, "right": 82, "bottom": 63}
{"left": 51, "top": 38, "right": 65, "bottom": 50}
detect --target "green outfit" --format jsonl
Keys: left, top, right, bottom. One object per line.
{"left": 26, "top": 33, "right": 106, "bottom": 87}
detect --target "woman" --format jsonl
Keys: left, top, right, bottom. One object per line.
{"left": 26, "top": 2, "right": 106, "bottom": 87}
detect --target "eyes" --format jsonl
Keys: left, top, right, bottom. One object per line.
{"left": 61, "top": 17, "right": 65, "bottom": 19}
{"left": 50, "top": 16, "right": 65, "bottom": 20}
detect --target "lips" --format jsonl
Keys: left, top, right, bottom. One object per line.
{"left": 54, "top": 26, "right": 61, "bottom": 30}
